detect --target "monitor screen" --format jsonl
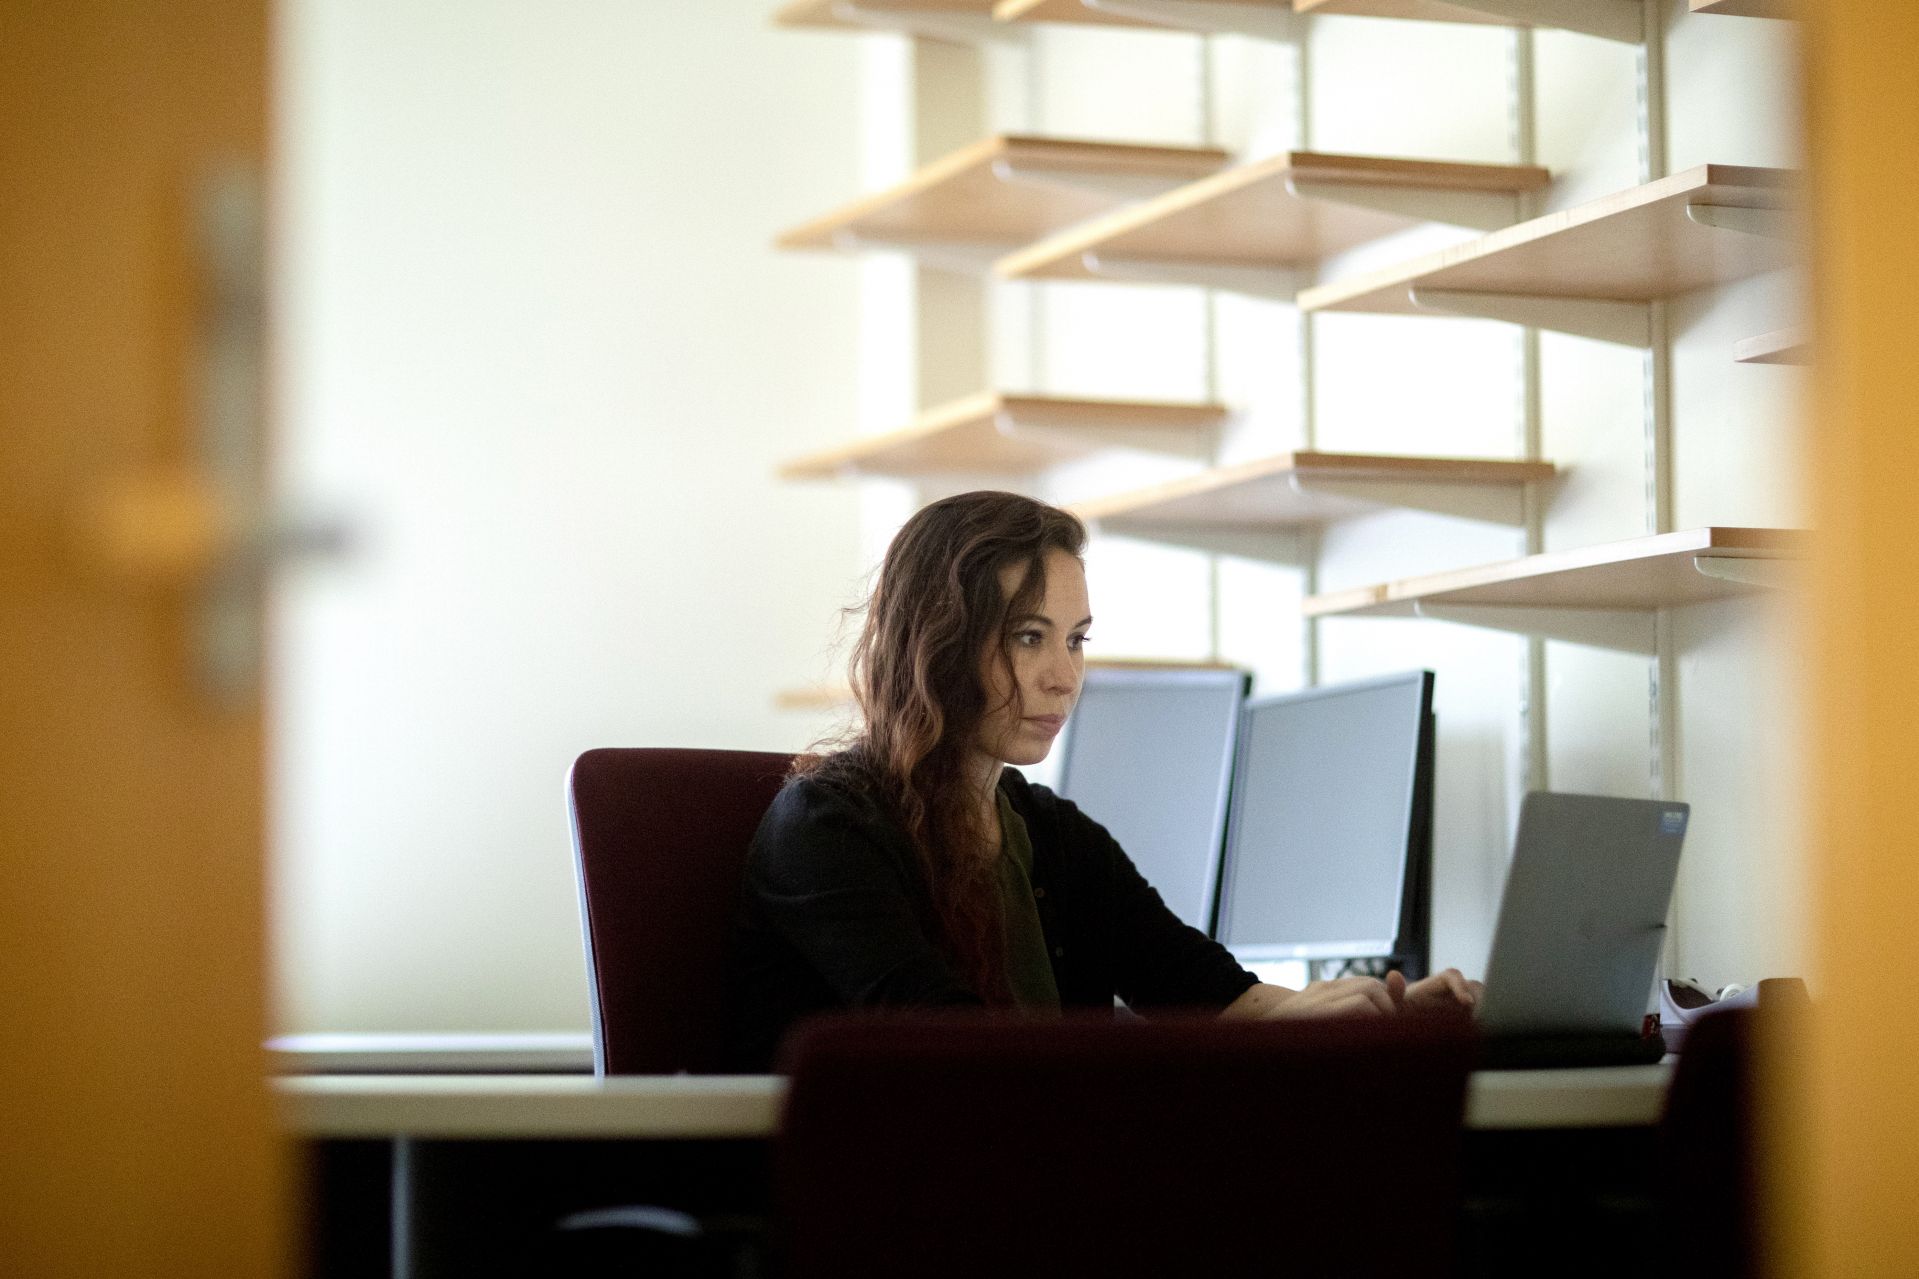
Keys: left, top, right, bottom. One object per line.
{"left": 1054, "top": 666, "right": 1249, "bottom": 933}
{"left": 1216, "top": 671, "right": 1434, "bottom": 965}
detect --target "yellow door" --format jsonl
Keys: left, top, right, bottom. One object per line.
{"left": 0, "top": 0, "right": 285, "bottom": 1273}
{"left": 1797, "top": 7, "right": 1919, "bottom": 1275}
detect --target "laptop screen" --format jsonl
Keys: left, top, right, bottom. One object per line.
{"left": 1478, "top": 791, "right": 1688, "bottom": 1036}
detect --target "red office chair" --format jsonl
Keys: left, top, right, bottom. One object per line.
{"left": 531, "top": 749, "right": 794, "bottom": 1276}
{"left": 568, "top": 747, "right": 794, "bottom": 1076}
{"left": 1658, "top": 1008, "right": 1761, "bottom": 1279}
{"left": 775, "top": 1013, "right": 1477, "bottom": 1279}
{"left": 1657, "top": 984, "right": 1806, "bottom": 1279}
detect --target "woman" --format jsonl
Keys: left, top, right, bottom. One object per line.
{"left": 728, "top": 490, "right": 1476, "bottom": 1070}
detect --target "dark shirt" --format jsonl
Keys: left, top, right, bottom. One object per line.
{"left": 993, "top": 788, "right": 1060, "bottom": 1012}
{"left": 726, "top": 763, "right": 1258, "bottom": 1071}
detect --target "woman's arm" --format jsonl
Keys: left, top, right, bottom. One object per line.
{"left": 1033, "top": 781, "right": 1482, "bottom": 1018}
{"left": 1102, "top": 840, "right": 1259, "bottom": 1010}
{"left": 1220, "top": 977, "right": 1397, "bottom": 1020}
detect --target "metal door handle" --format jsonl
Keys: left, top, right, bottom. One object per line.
{"left": 64, "top": 166, "right": 353, "bottom": 701}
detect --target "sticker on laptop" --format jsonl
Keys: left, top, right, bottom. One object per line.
{"left": 1660, "top": 809, "right": 1688, "bottom": 836}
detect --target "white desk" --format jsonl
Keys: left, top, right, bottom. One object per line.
{"left": 277, "top": 1064, "right": 1670, "bottom": 1140}
{"left": 286, "top": 1065, "right": 1674, "bottom": 1277}
{"left": 267, "top": 1031, "right": 595, "bottom": 1075}
{"left": 1465, "top": 1063, "right": 1670, "bottom": 1129}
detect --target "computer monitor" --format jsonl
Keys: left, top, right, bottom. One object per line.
{"left": 1214, "top": 671, "right": 1434, "bottom": 978}
{"left": 1054, "top": 666, "right": 1250, "bottom": 933}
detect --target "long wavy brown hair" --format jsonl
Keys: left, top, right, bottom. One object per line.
{"left": 801, "top": 491, "right": 1087, "bottom": 1003}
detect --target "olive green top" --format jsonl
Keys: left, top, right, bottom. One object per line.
{"left": 996, "top": 787, "right": 1062, "bottom": 1012}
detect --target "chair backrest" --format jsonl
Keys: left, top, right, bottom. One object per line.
{"left": 1658, "top": 1007, "right": 1763, "bottom": 1279}
{"left": 1657, "top": 983, "right": 1807, "bottom": 1279}
{"left": 775, "top": 1013, "right": 1475, "bottom": 1279}
{"left": 568, "top": 747, "right": 794, "bottom": 1075}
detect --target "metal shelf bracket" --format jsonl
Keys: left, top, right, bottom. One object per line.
{"left": 1410, "top": 286, "right": 1652, "bottom": 347}
{"left": 1412, "top": 602, "right": 1659, "bottom": 653}
{"left": 828, "top": 1, "right": 1005, "bottom": 43}
{"left": 1287, "top": 474, "right": 1530, "bottom": 525}
{"left": 830, "top": 230, "right": 1005, "bottom": 273}
{"left": 1083, "top": 0, "right": 1303, "bottom": 40}
{"left": 1097, "top": 520, "right": 1312, "bottom": 566}
{"left": 993, "top": 159, "right": 1200, "bottom": 203}
{"left": 1450, "top": 0, "right": 1644, "bottom": 44}
{"left": 996, "top": 410, "right": 1216, "bottom": 460}
{"left": 1692, "top": 556, "right": 1797, "bottom": 590}
{"left": 1081, "top": 251, "right": 1303, "bottom": 300}
{"left": 1284, "top": 177, "right": 1523, "bottom": 233}
{"left": 1684, "top": 203, "right": 1795, "bottom": 241}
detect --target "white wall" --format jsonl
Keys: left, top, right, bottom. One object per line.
{"left": 270, "top": 1, "right": 866, "bottom": 1032}
{"left": 848, "top": 1, "right": 1808, "bottom": 994}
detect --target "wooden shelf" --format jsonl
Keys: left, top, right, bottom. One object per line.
{"left": 1733, "top": 327, "right": 1809, "bottom": 365}
{"left": 773, "top": 0, "right": 1667, "bottom": 40}
{"left": 995, "top": 0, "right": 1298, "bottom": 36}
{"left": 1688, "top": 0, "right": 1793, "bottom": 17}
{"left": 773, "top": 0, "right": 994, "bottom": 35}
{"left": 991, "top": 0, "right": 1159, "bottom": 27}
{"left": 1295, "top": 0, "right": 1516, "bottom": 24}
{"left": 777, "top": 0, "right": 1281, "bottom": 35}
{"left": 1303, "top": 527, "right": 1807, "bottom": 651}
{"left": 1295, "top": 0, "right": 1645, "bottom": 42}
{"left": 996, "top": 151, "right": 1551, "bottom": 294}
{"left": 779, "top": 392, "right": 1228, "bottom": 480}
{"left": 777, "top": 135, "right": 1230, "bottom": 269}
{"left": 1299, "top": 164, "right": 1798, "bottom": 345}
{"left": 1075, "top": 452, "right": 1555, "bottom": 550}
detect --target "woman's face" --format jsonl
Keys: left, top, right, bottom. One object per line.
{"left": 974, "top": 547, "right": 1091, "bottom": 771}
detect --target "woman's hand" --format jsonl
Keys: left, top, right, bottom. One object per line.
{"left": 1388, "top": 967, "right": 1483, "bottom": 1016}
{"left": 1223, "top": 977, "right": 1398, "bottom": 1020}
{"left": 1224, "top": 969, "right": 1482, "bottom": 1022}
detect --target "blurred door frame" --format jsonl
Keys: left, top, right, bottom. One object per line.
{"left": 0, "top": 0, "right": 285, "bottom": 1273}
{"left": 1798, "top": 5, "right": 1919, "bottom": 1275}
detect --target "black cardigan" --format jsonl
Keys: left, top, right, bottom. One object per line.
{"left": 726, "top": 765, "right": 1257, "bottom": 1071}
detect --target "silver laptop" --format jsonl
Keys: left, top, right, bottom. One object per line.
{"left": 1476, "top": 792, "right": 1688, "bottom": 1060}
